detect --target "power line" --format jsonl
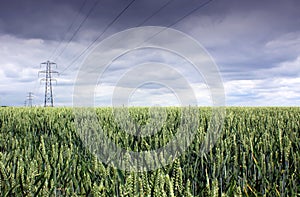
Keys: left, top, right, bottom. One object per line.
{"left": 54, "top": 0, "right": 102, "bottom": 62}
{"left": 30, "top": 0, "right": 89, "bottom": 105}
{"left": 60, "top": 0, "right": 137, "bottom": 74}
{"left": 169, "top": 0, "right": 214, "bottom": 28}
{"left": 136, "top": 0, "right": 174, "bottom": 27}
{"left": 48, "top": 0, "right": 89, "bottom": 60}
{"left": 60, "top": 0, "right": 213, "bottom": 75}
{"left": 30, "top": 0, "right": 90, "bottom": 106}
{"left": 79, "top": 0, "right": 215, "bottom": 76}
{"left": 136, "top": 0, "right": 215, "bottom": 48}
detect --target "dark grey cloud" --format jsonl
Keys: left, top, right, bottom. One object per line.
{"left": 1, "top": 0, "right": 300, "bottom": 106}
{"left": 0, "top": 0, "right": 201, "bottom": 40}
{"left": 0, "top": 0, "right": 80, "bottom": 40}
{"left": 5, "top": 0, "right": 299, "bottom": 41}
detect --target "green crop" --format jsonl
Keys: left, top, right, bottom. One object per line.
{"left": 0, "top": 107, "right": 299, "bottom": 196}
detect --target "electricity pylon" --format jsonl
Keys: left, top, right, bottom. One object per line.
{"left": 39, "top": 61, "right": 59, "bottom": 107}
{"left": 26, "top": 92, "right": 33, "bottom": 107}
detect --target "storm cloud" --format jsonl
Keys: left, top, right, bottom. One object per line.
{"left": 0, "top": 0, "right": 299, "bottom": 106}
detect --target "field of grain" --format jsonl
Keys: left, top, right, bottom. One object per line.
{"left": 0, "top": 107, "right": 299, "bottom": 196}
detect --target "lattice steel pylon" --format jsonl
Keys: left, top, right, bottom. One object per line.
{"left": 39, "top": 61, "right": 59, "bottom": 107}
{"left": 26, "top": 92, "right": 33, "bottom": 107}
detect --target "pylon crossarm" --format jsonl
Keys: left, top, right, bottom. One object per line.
{"left": 51, "top": 70, "right": 59, "bottom": 74}
{"left": 38, "top": 70, "right": 47, "bottom": 77}
{"left": 50, "top": 79, "right": 58, "bottom": 85}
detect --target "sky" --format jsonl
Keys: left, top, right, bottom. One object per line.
{"left": 0, "top": 0, "right": 299, "bottom": 106}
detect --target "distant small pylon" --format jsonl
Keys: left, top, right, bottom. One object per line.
{"left": 26, "top": 92, "right": 33, "bottom": 107}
